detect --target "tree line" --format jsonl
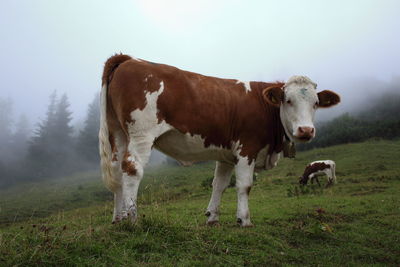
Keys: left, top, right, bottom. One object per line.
{"left": 0, "top": 92, "right": 100, "bottom": 187}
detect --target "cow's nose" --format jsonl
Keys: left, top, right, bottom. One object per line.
{"left": 296, "top": 126, "right": 315, "bottom": 140}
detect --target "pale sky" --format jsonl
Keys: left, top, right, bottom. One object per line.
{"left": 1, "top": 0, "right": 400, "bottom": 126}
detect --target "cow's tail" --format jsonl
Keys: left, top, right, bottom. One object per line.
{"left": 99, "top": 54, "right": 131, "bottom": 192}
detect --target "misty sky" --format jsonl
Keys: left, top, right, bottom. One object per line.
{"left": 1, "top": 0, "right": 400, "bottom": 127}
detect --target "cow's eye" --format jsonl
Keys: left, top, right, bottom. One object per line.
{"left": 286, "top": 100, "right": 292, "bottom": 105}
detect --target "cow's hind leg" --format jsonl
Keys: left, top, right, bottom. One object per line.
{"left": 109, "top": 130, "right": 127, "bottom": 223}
{"left": 120, "top": 136, "right": 153, "bottom": 223}
{"left": 331, "top": 163, "right": 337, "bottom": 184}
{"left": 205, "top": 161, "right": 234, "bottom": 225}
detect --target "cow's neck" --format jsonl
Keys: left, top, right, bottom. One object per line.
{"left": 253, "top": 82, "right": 285, "bottom": 156}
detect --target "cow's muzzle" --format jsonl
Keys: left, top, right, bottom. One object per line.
{"left": 295, "top": 126, "right": 315, "bottom": 141}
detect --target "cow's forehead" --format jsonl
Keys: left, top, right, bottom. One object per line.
{"left": 284, "top": 76, "right": 318, "bottom": 101}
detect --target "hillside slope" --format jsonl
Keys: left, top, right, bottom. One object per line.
{"left": 1, "top": 140, "right": 399, "bottom": 266}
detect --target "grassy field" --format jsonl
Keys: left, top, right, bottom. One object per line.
{"left": 0, "top": 139, "right": 399, "bottom": 266}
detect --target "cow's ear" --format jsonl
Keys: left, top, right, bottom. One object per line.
{"left": 262, "top": 86, "right": 284, "bottom": 107}
{"left": 317, "top": 90, "right": 340, "bottom": 108}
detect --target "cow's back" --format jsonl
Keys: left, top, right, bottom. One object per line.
{"left": 108, "top": 59, "right": 261, "bottom": 150}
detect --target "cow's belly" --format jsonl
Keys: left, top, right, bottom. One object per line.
{"left": 154, "top": 129, "right": 235, "bottom": 165}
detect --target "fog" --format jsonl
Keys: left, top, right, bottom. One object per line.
{"left": 0, "top": 1, "right": 400, "bottom": 179}
{"left": 0, "top": 0, "right": 399, "bottom": 125}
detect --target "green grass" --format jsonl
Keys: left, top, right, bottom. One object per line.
{"left": 1, "top": 139, "right": 400, "bottom": 266}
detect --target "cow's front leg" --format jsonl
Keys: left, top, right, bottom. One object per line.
{"left": 234, "top": 156, "right": 255, "bottom": 227}
{"left": 205, "top": 161, "right": 234, "bottom": 225}
{"left": 112, "top": 187, "right": 124, "bottom": 223}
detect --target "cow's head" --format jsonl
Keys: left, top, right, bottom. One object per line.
{"left": 263, "top": 76, "right": 340, "bottom": 143}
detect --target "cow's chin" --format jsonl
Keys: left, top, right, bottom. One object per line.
{"left": 293, "top": 136, "right": 314, "bottom": 143}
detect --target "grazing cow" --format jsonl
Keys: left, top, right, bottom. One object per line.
{"left": 99, "top": 54, "right": 340, "bottom": 227}
{"left": 299, "top": 160, "right": 336, "bottom": 186}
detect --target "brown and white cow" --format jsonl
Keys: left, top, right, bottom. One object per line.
{"left": 299, "top": 160, "right": 337, "bottom": 186}
{"left": 99, "top": 54, "right": 340, "bottom": 227}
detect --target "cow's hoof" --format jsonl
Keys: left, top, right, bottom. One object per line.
{"left": 112, "top": 214, "right": 123, "bottom": 224}
{"left": 206, "top": 220, "right": 220, "bottom": 226}
{"left": 120, "top": 208, "right": 138, "bottom": 224}
{"left": 325, "top": 181, "right": 334, "bottom": 188}
{"left": 112, "top": 217, "right": 122, "bottom": 224}
{"left": 118, "top": 203, "right": 138, "bottom": 224}
{"left": 205, "top": 210, "right": 219, "bottom": 223}
{"left": 237, "top": 218, "right": 253, "bottom": 227}
{"left": 242, "top": 222, "right": 254, "bottom": 228}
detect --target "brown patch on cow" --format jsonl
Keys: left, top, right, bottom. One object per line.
{"left": 121, "top": 152, "right": 137, "bottom": 176}
{"left": 300, "top": 162, "right": 331, "bottom": 185}
{"left": 102, "top": 54, "right": 132, "bottom": 86}
{"left": 105, "top": 54, "right": 289, "bottom": 163}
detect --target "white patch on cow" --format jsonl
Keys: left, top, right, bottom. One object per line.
{"left": 313, "top": 160, "right": 335, "bottom": 166}
{"left": 234, "top": 153, "right": 255, "bottom": 227}
{"left": 128, "top": 81, "right": 171, "bottom": 139}
{"left": 280, "top": 75, "right": 318, "bottom": 142}
{"left": 308, "top": 160, "right": 336, "bottom": 184}
{"left": 244, "top": 81, "right": 251, "bottom": 92}
{"left": 285, "top": 75, "right": 317, "bottom": 88}
{"left": 235, "top": 154, "right": 254, "bottom": 188}
{"left": 236, "top": 80, "right": 251, "bottom": 93}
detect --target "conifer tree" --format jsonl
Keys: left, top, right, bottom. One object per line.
{"left": 0, "top": 97, "right": 13, "bottom": 162}
{"left": 27, "top": 91, "right": 75, "bottom": 178}
{"left": 76, "top": 94, "right": 100, "bottom": 164}
{"left": 10, "top": 114, "right": 30, "bottom": 161}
